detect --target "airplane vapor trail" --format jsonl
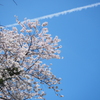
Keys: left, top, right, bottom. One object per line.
{"left": 6, "top": 2, "right": 100, "bottom": 27}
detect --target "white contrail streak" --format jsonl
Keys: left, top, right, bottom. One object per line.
{"left": 6, "top": 2, "right": 100, "bottom": 27}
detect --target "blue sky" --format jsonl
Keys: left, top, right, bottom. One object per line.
{"left": 0, "top": 0, "right": 100, "bottom": 100}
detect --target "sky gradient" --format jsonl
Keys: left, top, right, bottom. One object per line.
{"left": 0, "top": 0, "right": 100, "bottom": 100}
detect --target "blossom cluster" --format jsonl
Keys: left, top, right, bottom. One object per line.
{"left": 0, "top": 18, "right": 63, "bottom": 100}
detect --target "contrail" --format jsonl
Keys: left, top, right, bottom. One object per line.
{"left": 6, "top": 2, "right": 100, "bottom": 28}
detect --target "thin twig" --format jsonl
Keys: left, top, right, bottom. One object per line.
{"left": 25, "top": 57, "right": 40, "bottom": 72}
{"left": 13, "top": 0, "right": 17, "bottom": 5}
{"left": 0, "top": 87, "right": 8, "bottom": 100}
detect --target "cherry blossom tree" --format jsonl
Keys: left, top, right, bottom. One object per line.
{"left": 0, "top": 17, "right": 63, "bottom": 100}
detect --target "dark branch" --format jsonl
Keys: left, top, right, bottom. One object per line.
{"left": 0, "top": 4, "right": 3, "bottom": 6}
{"left": 0, "top": 97, "right": 10, "bottom": 100}
{"left": 13, "top": 0, "right": 17, "bottom": 5}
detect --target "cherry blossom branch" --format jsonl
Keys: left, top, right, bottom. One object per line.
{"left": 25, "top": 57, "right": 40, "bottom": 72}
{"left": 0, "top": 19, "right": 63, "bottom": 99}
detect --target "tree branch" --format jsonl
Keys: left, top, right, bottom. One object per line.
{"left": 0, "top": 4, "right": 3, "bottom": 6}
{"left": 13, "top": 0, "right": 17, "bottom": 5}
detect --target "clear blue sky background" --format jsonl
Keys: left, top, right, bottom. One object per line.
{"left": 0, "top": 0, "right": 100, "bottom": 100}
